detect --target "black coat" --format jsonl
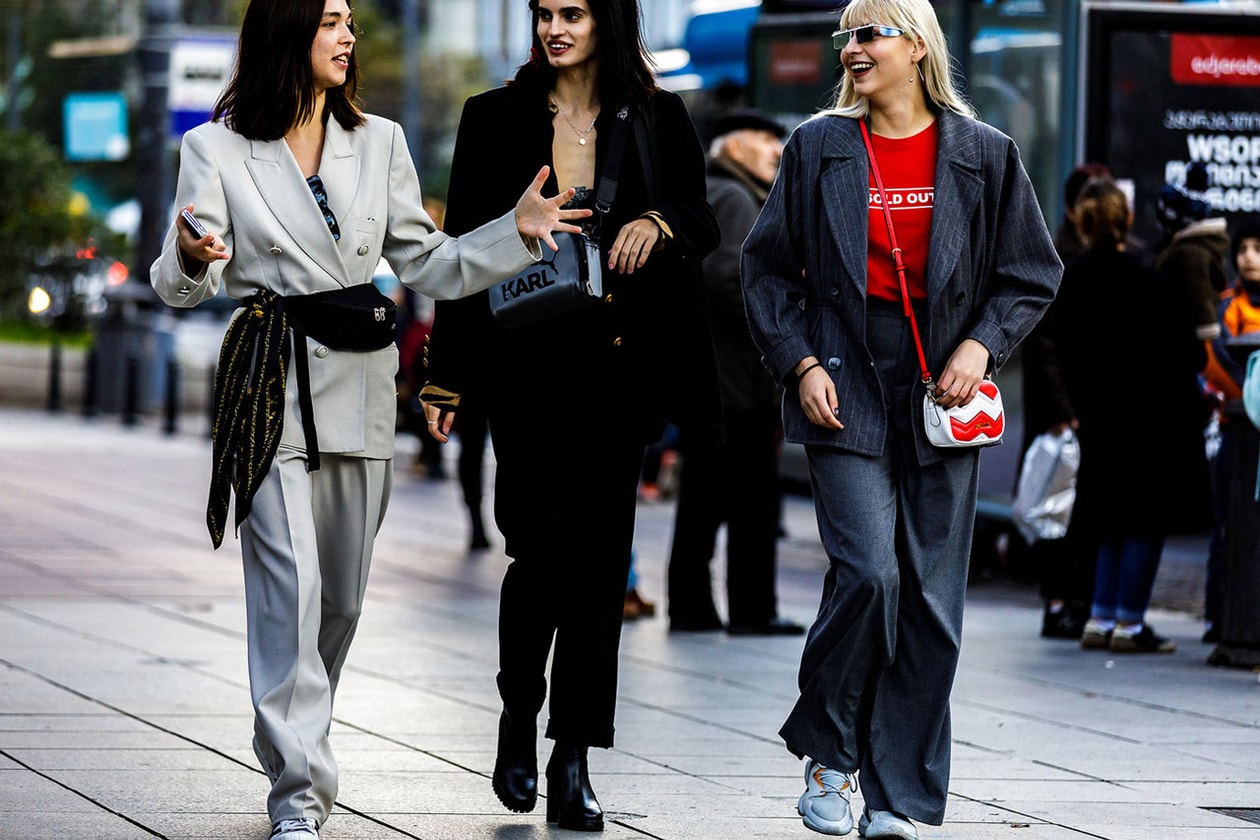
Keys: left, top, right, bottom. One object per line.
{"left": 703, "top": 159, "right": 780, "bottom": 414}
{"left": 426, "top": 83, "right": 721, "bottom": 439}
{"left": 1054, "top": 246, "right": 1211, "bottom": 535}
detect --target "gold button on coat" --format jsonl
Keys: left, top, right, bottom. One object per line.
{"left": 612, "top": 337, "right": 623, "bottom": 347}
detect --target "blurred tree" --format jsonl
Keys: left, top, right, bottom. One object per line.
{"left": 352, "top": 0, "right": 490, "bottom": 201}
{"left": 0, "top": 129, "right": 121, "bottom": 320}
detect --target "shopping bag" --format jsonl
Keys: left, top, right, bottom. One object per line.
{"left": 1011, "top": 428, "right": 1080, "bottom": 545}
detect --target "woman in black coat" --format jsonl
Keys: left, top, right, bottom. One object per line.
{"left": 421, "top": 0, "right": 719, "bottom": 831}
{"left": 1055, "top": 177, "right": 1211, "bottom": 654}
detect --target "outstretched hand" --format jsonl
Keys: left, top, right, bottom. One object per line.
{"left": 514, "top": 166, "right": 593, "bottom": 252}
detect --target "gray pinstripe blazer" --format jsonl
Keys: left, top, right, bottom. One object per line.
{"left": 741, "top": 109, "right": 1062, "bottom": 466}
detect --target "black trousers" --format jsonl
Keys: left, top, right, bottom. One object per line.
{"left": 667, "top": 409, "right": 782, "bottom": 627}
{"left": 488, "top": 405, "right": 645, "bottom": 749}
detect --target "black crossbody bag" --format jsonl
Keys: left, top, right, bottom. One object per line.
{"left": 488, "top": 105, "right": 632, "bottom": 328}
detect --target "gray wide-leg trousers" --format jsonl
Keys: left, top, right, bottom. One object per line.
{"left": 240, "top": 447, "right": 391, "bottom": 826}
{"left": 779, "top": 304, "right": 979, "bottom": 826}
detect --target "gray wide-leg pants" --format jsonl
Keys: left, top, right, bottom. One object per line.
{"left": 779, "top": 303, "right": 979, "bottom": 826}
{"left": 240, "top": 447, "right": 391, "bottom": 826}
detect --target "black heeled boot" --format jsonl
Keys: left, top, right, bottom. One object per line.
{"left": 545, "top": 742, "right": 603, "bottom": 831}
{"left": 491, "top": 711, "right": 537, "bottom": 813}
{"left": 469, "top": 507, "right": 490, "bottom": 550}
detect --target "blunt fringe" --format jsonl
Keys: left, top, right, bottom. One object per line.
{"left": 513, "top": 0, "right": 658, "bottom": 106}
{"left": 212, "top": 0, "right": 365, "bottom": 140}
{"left": 825, "top": 0, "right": 975, "bottom": 120}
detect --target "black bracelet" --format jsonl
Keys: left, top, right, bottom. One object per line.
{"left": 797, "top": 361, "right": 824, "bottom": 382}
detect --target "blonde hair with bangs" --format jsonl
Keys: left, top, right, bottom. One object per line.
{"left": 826, "top": 0, "right": 976, "bottom": 119}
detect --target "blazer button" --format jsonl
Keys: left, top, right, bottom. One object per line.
{"left": 604, "top": 293, "right": 613, "bottom": 303}
{"left": 612, "top": 337, "right": 623, "bottom": 347}
{"left": 314, "top": 346, "right": 329, "bottom": 358}
{"left": 269, "top": 246, "right": 282, "bottom": 255}
{"left": 357, "top": 245, "right": 369, "bottom": 256}
{"left": 829, "top": 285, "right": 841, "bottom": 297}
{"left": 955, "top": 292, "right": 966, "bottom": 305}
{"left": 827, "top": 357, "right": 842, "bottom": 370}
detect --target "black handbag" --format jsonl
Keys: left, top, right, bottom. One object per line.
{"left": 488, "top": 231, "right": 602, "bottom": 327}
{"left": 488, "top": 105, "right": 632, "bottom": 328}
{"left": 282, "top": 283, "right": 397, "bottom": 351}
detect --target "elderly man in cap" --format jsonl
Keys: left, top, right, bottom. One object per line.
{"left": 666, "top": 109, "right": 804, "bottom": 636}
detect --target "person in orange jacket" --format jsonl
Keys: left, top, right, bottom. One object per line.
{"left": 1201, "top": 220, "right": 1260, "bottom": 642}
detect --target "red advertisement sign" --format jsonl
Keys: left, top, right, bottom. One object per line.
{"left": 1170, "top": 33, "right": 1260, "bottom": 87}
{"left": 769, "top": 40, "right": 823, "bottom": 86}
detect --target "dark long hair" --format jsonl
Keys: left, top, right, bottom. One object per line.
{"left": 211, "top": 0, "right": 365, "bottom": 140}
{"left": 514, "top": 0, "right": 658, "bottom": 105}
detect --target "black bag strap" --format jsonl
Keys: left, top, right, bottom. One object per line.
{"left": 593, "top": 106, "right": 633, "bottom": 230}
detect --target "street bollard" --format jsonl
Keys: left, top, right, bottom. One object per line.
{"left": 122, "top": 353, "right": 140, "bottom": 427}
{"left": 46, "top": 338, "right": 62, "bottom": 413}
{"left": 163, "top": 357, "right": 180, "bottom": 435}
{"left": 82, "top": 346, "right": 99, "bottom": 418}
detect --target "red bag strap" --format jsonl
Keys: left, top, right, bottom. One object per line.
{"left": 859, "top": 119, "right": 932, "bottom": 387}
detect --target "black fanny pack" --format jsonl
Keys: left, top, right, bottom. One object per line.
{"left": 236, "top": 283, "right": 398, "bottom": 475}
{"left": 281, "top": 283, "right": 398, "bottom": 351}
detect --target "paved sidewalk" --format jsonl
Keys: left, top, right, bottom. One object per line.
{"left": 0, "top": 407, "right": 1258, "bottom": 840}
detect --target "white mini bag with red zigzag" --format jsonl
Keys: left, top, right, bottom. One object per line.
{"left": 922, "top": 379, "right": 1005, "bottom": 448}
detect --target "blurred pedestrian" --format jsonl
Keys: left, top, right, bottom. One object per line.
{"left": 740, "top": 0, "right": 1060, "bottom": 835}
{"left": 148, "top": 0, "right": 585, "bottom": 837}
{"left": 1059, "top": 178, "right": 1211, "bottom": 654}
{"left": 1154, "top": 162, "right": 1229, "bottom": 344}
{"left": 1019, "top": 163, "right": 1111, "bottom": 640}
{"left": 421, "top": 0, "right": 719, "bottom": 830}
{"left": 1201, "top": 219, "right": 1260, "bottom": 642}
{"left": 666, "top": 108, "right": 803, "bottom": 636}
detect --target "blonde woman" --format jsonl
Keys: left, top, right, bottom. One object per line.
{"left": 740, "top": 0, "right": 1061, "bottom": 835}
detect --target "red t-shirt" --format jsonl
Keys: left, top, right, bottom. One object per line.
{"left": 866, "top": 120, "right": 938, "bottom": 302}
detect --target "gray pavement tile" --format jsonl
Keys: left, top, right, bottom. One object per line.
{"left": 376, "top": 812, "right": 647, "bottom": 839}
{"left": 39, "top": 768, "right": 268, "bottom": 813}
{"left": 0, "top": 812, "right": 163, "bottom": 840}
{"left": 0, "top": 747, "right": 242, "bottom": 772}
{"left": 0, "top": 713, "right": 152, "bottom": 734}
{"left": 0, "top": 768, "right": 102, "bottom": 814}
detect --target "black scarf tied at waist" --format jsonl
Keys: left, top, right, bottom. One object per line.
{"left": 206, "top": 283, "right": 398, "bottom": 549}
{"left": 207, "top": 290, "right": 289, "bottom": 549}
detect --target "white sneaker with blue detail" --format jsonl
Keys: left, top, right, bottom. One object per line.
{"left": 797, "top": 758, "right": 856, "bottom": 835}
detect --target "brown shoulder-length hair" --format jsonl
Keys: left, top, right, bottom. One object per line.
{"left": 211, "top": 0, "right": 365, "bottom": 140}
{"left": 1074, "top": 177, "right": 1130, "bottom": 250}
{"left": 512, "top": 0, "right": 658, "bottom": 106}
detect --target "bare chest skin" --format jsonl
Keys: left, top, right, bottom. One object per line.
{"left": 285, "top": 132, "right": 324, "bottom": 179}
{"left": 551, "top": 114, "right": 596, "bottom": 193}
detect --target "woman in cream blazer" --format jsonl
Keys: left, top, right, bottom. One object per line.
{"left": 149, "top": 1, "right": 583, "bottom": 838}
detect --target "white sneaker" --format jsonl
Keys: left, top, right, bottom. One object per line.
{"left": 797, "top": 759, "right": 856, "bottom": 835}
{"left": 271, "top": 817, "right": 319, "bottom": 839}
{"left": 858, "top": 809, "right": 918, "bottom": 839}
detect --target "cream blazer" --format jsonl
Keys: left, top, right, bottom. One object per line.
{"left": 151, "top": 115, "right": 537, "bottom": 459}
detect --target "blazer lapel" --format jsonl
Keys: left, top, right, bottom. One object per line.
{"left": 244, "top": 135, "right": 348, "bottom": 287}
{"left": 926, "top": 111, "right": 983, "bottom": 306}
{"left": 818, "top": 117, "right": 869, "bottom": 299}
{"left": 318, "top": 118, "right": 363, "bottom": 266}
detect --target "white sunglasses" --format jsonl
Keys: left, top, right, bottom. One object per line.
{"left": 832, "top": 24, "right": 906, "bottom": 49}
